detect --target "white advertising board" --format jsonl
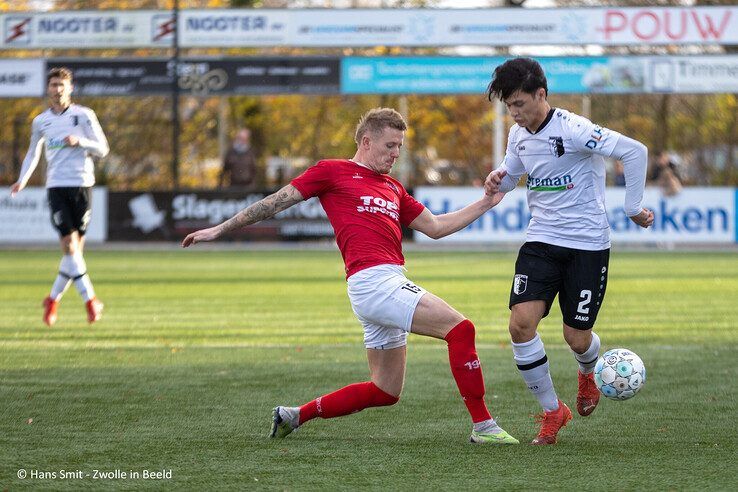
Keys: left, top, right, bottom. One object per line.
{"left": 1, "top": 11, "right": 171, "bottom": 49}
{"left": 2, "top": 7, "right": 737, "bottom": 49}
{"left": 178, "top": 9, "right": 289, "bottom": 47}
{"left": 648, "top": 56, "right": 738, "bottom": 93}
{"left": 0, "top": 187, "right": 107, "bottom": 243}
{"left": 0, "top": 58, "right": 44, "bottom": 97}
{"left": 414, "top": 187, "right": 736, "bottom": 244}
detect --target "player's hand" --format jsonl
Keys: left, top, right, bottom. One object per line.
{"left": 482, "top": 191, "right": 506, "bottom": 208}
{"left": 10, "top": 182, "right": 23, "bottom": 197}
{"left": 484, "top": 169, "right": 508, "bottom": 196}
{"left": 629, "top": 208, "right": 654, "bottom": 228}
{"left": 64, "top": 135, "right": 80, "bottom": 147}
{"left": 182, "top": 226, "right": 221, "bottom": 248}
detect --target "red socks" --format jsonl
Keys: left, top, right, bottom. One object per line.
{"left": 299, "top": 381, "right": 399, "bottom": 425}
{"left": 297, "top": 320, "right": 490, "bottom": 426}
{"left": 444, "top": 319, "right": 492, "bottom": 423}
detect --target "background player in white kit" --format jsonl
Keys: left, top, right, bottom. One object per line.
{"left": 484, "top": 58, "right": 654, "bottom": 445}
{"left": 10, "top": 67, "right": 109, "bottom": 326}
{"left": 183, "top": 108, "right": 518, "bottom": 444}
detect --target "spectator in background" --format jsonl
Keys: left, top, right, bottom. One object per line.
{"left": 649, "top": 150, "right": 682, "bottom": 196}
{"left": 219, "top": 128, "right": 257, "bottom": 189}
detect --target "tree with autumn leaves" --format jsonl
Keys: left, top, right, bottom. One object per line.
{"left": 1, "top": 0, "right": 736, "bottom": 188}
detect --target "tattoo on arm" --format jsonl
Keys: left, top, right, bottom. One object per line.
{"left": 218, "top": 185, "right": 303, "bottom": 235}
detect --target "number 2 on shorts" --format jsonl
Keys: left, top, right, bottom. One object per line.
{"left": 577, "top": 289, "right": 592, "bottom": 314}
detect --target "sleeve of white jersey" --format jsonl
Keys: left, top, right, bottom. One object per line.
{"left": 566, "top": 113, "right": 619, "bottom": 158}
{"left": 16, "top": 117, "right": 45, "bottom": 187}
{"left": 566, "top": 113, "right": 647, "bottom": 217}
{"left": 78, "top": 109, "right": 109, "bottom": 158}
{"left": 609, "top": 135, "right": 648, "bottom": 217}
{"left": 498, "top": 128, "right": 525, "bottom": 193}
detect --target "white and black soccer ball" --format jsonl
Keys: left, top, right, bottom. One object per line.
{"left": 594, "top": 348, "right": 646, "bottom": 400}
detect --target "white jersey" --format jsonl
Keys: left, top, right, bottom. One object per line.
{"left": 500, "top": 108, "right": 622, "bottom": 251}
{"left": 17, "top": 103, "right": 109, "bottom": 189}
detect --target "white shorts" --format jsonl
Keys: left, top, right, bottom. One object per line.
{"left": 347, "top": 264, "right": 427, "bottom": 350}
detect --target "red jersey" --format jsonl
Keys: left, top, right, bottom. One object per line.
{"left": 291, "top": 159, "right": 425, "bottom": 278}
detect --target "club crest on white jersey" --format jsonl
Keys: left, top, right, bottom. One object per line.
{"left": 499, "top": 108, "right": 621, "bottom": 251}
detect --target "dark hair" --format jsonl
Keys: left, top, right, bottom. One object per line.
{"left": 486, "top": 57, "right": 547, "bottom": 102}
{"left": 354, "top": 107, "right": 407, "bottom": 144}
{"left": 47, "top": 67, "right": 73, "bottom": 84}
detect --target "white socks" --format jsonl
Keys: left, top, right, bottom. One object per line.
{"left": 50, "top": 273, "right": 72, "bottom": 301}
{"left": 69, "top": 253, "right": 95, "bottom": 301}
{"left": 512, "top": 334, "right": 559, "bottom": 412}
{"left": 574, "top": 331, "right": 601, "bottom": 374}
{"left": 51, "top": 253, "right": 96, "bottom": 302}
{"left": 473, "top": 418, "right": 501, "bottom": 434}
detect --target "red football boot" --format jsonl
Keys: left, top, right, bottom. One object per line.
{"left": 531, "top": 400, "right": 573, "bottom": 445}
{"left": 577, "top": 370, "right": 601, "bottom": 417}
{"left": 42, "top": 296, "right": 58, "bottom": 327}
{"left": 86, "top": 297, "right": 104, "bottom": 324}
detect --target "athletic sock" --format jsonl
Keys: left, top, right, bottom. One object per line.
{"left": 445, "top": 319, "right": 492, "bottom": 423}
{"left": 298, "top": 381, "right": 398, "bottom": 425}
{"left": 574, "top": 331, "right": 600, "bottom": 374}
{"left": 512, "top": 334, "right": 559, "bottom": 412}
{"left": 50, "top": 255, "right": 76, "bottom": 301}
{"left": 473, "top": 418, "right": 501, "bottom": 434}
{"left": 50, "top": 274, "right": 72, "bottom": 301}
{"left": 69, "top": 253, "right": 96, "bottom": 302}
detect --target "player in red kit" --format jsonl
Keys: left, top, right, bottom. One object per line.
{"left": 182, "top": 108, "right": 517, "bottom": 444}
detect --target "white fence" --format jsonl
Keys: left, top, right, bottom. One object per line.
{"left": 414, "top": 187, "right": 737, "bottom": 244}
{"left": 0, "top": 187, "right": 107, "bottom": 243}
{"left": 2, "top": 186, "right": 736, "bottom": 245}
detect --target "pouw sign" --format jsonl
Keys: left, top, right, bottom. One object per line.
{"left": 0, "top": 187, "right": 107, "bottom": 243}
{"left": 414, "top": 187, "right": 736, "bottom": 244}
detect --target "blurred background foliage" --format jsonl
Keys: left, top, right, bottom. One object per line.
{"left": 1, "top": 0, "right": 736, "bottom": 189}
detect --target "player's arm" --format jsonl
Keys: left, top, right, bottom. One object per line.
{"left": 569, "top": 116, "right": 653, "bottom": 228}
{"left": 609, "top": 135, "right": 653, "bottom": 228}
{"left": 182, "top": 184, "right": 305, "bottom": 247}
{"left": 67, "top": 110, "right": 109, "bottom": 158}
{"left": 11, "top": 120, "right": 44, "bottom": 197}
{"left": 409, "top": 191, "right": 505, "bottom": 240}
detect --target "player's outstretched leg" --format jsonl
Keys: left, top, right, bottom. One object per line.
{"left": 532, "top": 399, "right": 572, "bottom": 445}
{"left": 269, "top": 381, "right": 399, "bottom": 439}
{"left": 573, "top": 332, "right": 601, "bottom": 416}
{"left": 445, "top": 319, "right": 518, "bottom": 445}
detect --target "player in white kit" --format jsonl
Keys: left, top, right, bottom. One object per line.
{"left": 484, "top": 58, "right": 654, "bottom": 444}
{"left": 183, "top": 108, "right": 518, "bottom": 444}
{"left": 11, "top": 67, "right": 109, "bottom": 326}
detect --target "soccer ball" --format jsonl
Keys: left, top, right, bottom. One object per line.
{"left": 594, "top": 348, "right": 646, "bottom": 400}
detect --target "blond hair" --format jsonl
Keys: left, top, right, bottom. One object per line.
{"left": 354, "top": 108, "right": 407, "bottom": 144}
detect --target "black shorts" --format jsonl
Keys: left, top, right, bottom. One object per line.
{"left": 509, "top": 241, "right": 610, "bottom": 330}
{"left": 47, "top": 187, "right": 92, "bottom": 237}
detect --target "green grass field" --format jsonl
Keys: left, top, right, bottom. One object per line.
{"left": 1, "top": 249, "right": 737, "bottom": 490}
